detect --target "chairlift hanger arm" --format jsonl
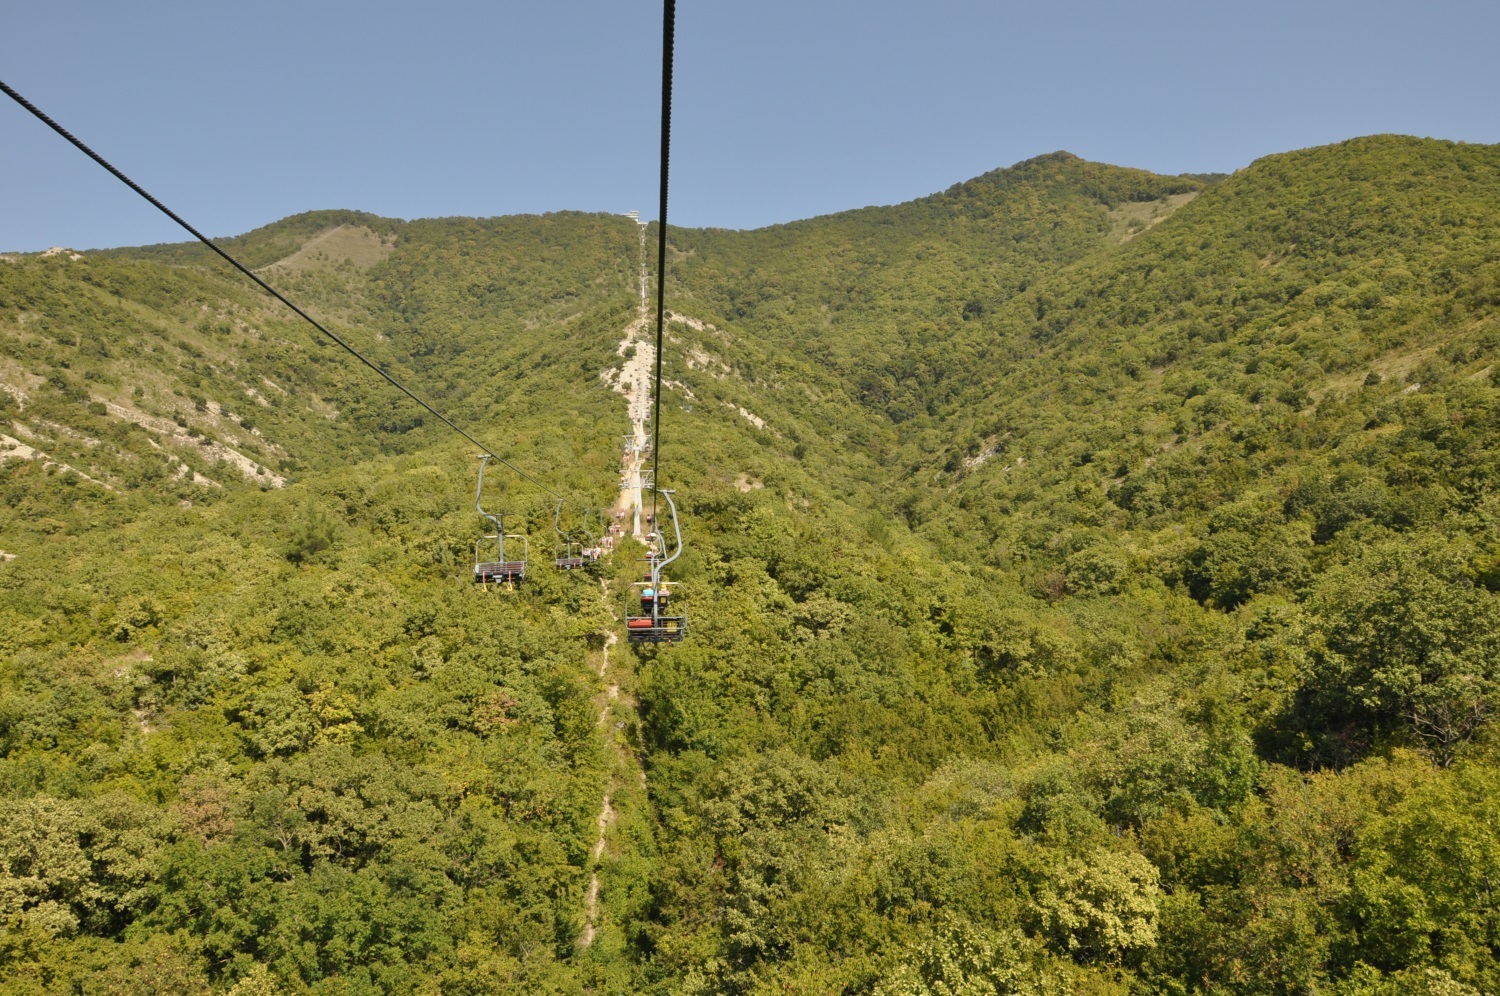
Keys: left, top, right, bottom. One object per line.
{"left": 651, "top": 488, "right": 683, "bottom": 585}
{"left": 474, "top": 455, "right": 504, "bottom": 536}
{"left": 649, "top": 0, "right": 675, "bottom": 529}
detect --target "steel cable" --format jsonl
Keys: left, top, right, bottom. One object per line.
{"left": 649, "top": 0, "right": 675, "bottom": 530}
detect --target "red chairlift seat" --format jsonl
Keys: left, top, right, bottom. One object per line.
{"left": 625, "top": 615, "right": 686, "bottom": 643}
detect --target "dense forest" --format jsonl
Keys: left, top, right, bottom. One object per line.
{"left": 1, "top": 135, "right": 1498, "bottom": 994}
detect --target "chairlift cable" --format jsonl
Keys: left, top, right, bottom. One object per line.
{"left": 0, "top": 77, "right": 563, "bottom": 503}
{"left": 649, "top": 0, "right": 675, "bottom": 528}
{"left": 624, "top": 0, "right": 687, "bottom": 643}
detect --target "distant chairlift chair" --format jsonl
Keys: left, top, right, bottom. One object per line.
{"left": 626, "top": 489, "right": 686, "bottom": 644}
{"left": 553, "top": 499, "right": 588, "bottom": 571}
{"left": 473, "top": 455, "right": 528, "bottom": 585}
{"left": 580, "top": 508, "right": 605, "bottom": 564}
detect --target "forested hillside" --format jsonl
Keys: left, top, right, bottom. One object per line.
{"left": 2, "top": 135, "right": 1498, "bottom": 994}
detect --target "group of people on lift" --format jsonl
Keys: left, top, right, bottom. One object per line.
{"left": 639, "top": 581, "right": 672, "bottom": 613}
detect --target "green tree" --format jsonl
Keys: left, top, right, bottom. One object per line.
{"left": 1032, "top": 849, "right": 1161, "bottom": 966}
{"left": 874, "top": 914, "right": 1070, "bottom": 996}
{"left": 284, "top": 502, "right": 339, "bottom": 564}
{"left": 1294, "top": 539, "right": 1500, "bottom": 765}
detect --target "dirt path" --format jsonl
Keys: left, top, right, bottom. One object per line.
{"left": 600, "top": 223, "right": 654, "bottom": 541}
{"left": 580, "top": 222, "right": 717, "bottom": 950}
{"left": 599, "top": 227, "right": 724, "bottom": 543}
{"left": 577, "top": 582, "right": 647, "bottom": 952}
{"left": 578, "top": 622, "right": 618, "bottom": 950}
{"left": 577, "top": 222, "right": 674, "bottom": 949}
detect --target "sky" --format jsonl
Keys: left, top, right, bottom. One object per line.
{"left": 2, "top": 0, "right": 1497, "bottom": 252}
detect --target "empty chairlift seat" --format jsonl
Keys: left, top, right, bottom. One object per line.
{"left": 472, "top": 455, "right": 529, "bottom": 586}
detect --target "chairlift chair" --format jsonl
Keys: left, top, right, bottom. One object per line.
{"left": 626, "top": 489, "right": 686, "bottom": 644}
{"left": 553, "top": 499, "right": 588, "bottom": 570}
{"left": 579, "top": 508, "right": 605, "bottom": 564}
{"left": 473, "top": 455, "right": 528, "bottom": 585}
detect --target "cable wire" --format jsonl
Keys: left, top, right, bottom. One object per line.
{"left": 0, "top": 77, "right": 562, "bottom": 502}
{"left": 649, "top": 0, "right": 675, "bottom": 529}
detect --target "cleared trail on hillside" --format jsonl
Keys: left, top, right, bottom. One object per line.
{"left": 578, "top": 224, "right": 654, "bottom": 952}
{"left": 600, "top": 225, "right": 726, "bottom": 540}
{"left": 578, "top": 617, "right": 620, "bottom": 951}
{"left": 602, "top": 222, "right": 655, "bottom": 541}
{"left": 577, "top": 595, "right": 651, "bottom": 952}
{"left": 581, "top": 207, "right": 725, "bottom": 949}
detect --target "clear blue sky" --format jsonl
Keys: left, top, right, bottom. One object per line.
{"left": 2, "top": 0, "right": 1497, "bottom": 252}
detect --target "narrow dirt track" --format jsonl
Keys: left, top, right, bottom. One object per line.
{"left": 579, "top": 222, "right": 652, "bottom": 951}
{"left": 579, "top": 222, "right": 713, "bottom": 950}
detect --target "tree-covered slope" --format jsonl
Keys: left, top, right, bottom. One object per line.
{"left": 0, "top": 209, "right": 641, "bottom": 503}
{"left": 635, "top": 135, "right": 1500, "bottom": 994}
{"left": 3, "top": 137, "right": 1500, "bottom": 995}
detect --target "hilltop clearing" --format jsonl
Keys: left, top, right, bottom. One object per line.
{"left": 257, "top": 224, "right": 396, "bottom": 276}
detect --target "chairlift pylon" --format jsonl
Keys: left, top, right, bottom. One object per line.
{"left": 473, "top": 454, "right": 528, "bottom": 586}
